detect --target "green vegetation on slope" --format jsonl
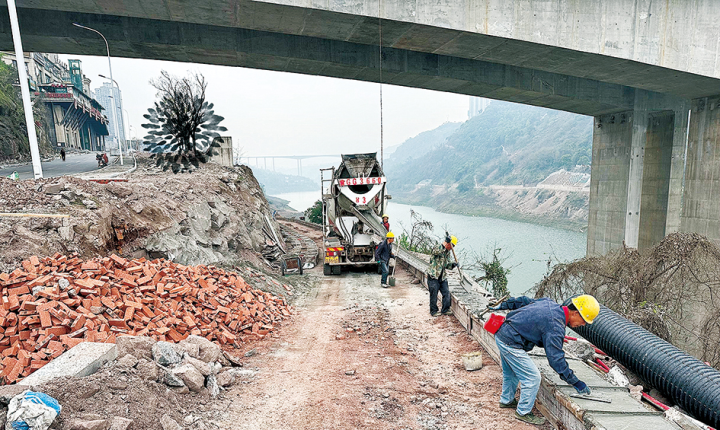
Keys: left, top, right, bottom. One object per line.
{"left": 386, "top": 102, "right": 592, "bottom": 190}
{"left": 385, "top": 121, "right": 461, "bottom": 166}
{"left": 0, "top": 57, "right": 53, "bottom": 162}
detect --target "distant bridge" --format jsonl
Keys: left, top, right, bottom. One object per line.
{"left": 241, "top": 154, "right": 340, "bottom": 175}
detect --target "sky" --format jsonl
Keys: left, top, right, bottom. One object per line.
{"left": 58, "top": 54, "right": 470, "bottom": 173}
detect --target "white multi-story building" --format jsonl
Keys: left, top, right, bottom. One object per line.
{"left": 468, "top": 97, "right": 491, "bottom": 119}
{"left": 93, "top": 81, "right": 126, "bottom": 148}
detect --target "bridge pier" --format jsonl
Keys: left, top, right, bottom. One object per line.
{"left": 680, "top": 95, "right": 720, "bottom": 244}
{"left": 588, "top": 92, "right": 690, "bottom": 256}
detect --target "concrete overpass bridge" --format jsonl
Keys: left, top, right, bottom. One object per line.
{"left": 2, "top": 0, "right": 720, "bottom": 255}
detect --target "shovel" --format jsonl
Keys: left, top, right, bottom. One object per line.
{"left": 446, "top": 230, "right": 471, "bottom": 292}
{"left": 388, "top": 259, "right": 397, "bottom": 286}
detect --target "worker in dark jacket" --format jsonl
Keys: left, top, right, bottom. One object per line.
{"left": 493, "top": 295, "right": 600, "bottom": 425}
{"left": 427, "top": 236, "right": 458, "bottom": 316}
{"left": 375, "top": 232, "right": 395, "bottom": 288}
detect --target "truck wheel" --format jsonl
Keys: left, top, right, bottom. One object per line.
{"left": 323, "top": 264, "right": 332, "bottom": 276}
{"left": 332, "top": 265, "right": 341, "bottom": 275}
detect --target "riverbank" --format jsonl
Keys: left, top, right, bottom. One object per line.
{"left": 392, "top": 185, "right": 588, "bottom": 232}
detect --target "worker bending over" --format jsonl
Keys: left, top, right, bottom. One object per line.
{"left": 375, "top": 232, "right": 395, "bottom": 288}
{"left": 492, "top": 294, "right": 600, "bottom": 425}
{"left": 427, "top": 236, "right": 458, "bottom": 317}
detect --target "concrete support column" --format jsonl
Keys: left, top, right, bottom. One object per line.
{"left": 588, "top": 92, "right": 689, "bottom": 256}
{"left": 587, "top": 112, "right": 633, "bottom": 256}
{"left": 680, "top": 96, "right": 720, "bottom": 245}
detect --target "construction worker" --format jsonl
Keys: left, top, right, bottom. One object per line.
{"left": 427, "top": 236, "right": 458, "bottom": 316}
{"left": 382, "top": 214, "right": 390, "bottom": 232}
{"left": 375, "top": 232, "right": 395, "bottom": 288}
{"left": 492, "top": 294, "right": 600, "bottom": 425}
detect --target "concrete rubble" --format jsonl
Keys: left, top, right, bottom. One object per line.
{"left": 0, "top": 157, "right": 285, "bottom": 272}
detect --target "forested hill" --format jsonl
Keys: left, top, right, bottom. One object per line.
{"left": 385, "top": 102, "right": 593, "bottom": 191}
{"left": 252, "top": 168, "right": 319, "bottom": 195}
{"left": 385, "top": 121, "right": 461, "bottom": 166}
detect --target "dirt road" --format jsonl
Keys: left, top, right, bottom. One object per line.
{"left": 216, "top": 264, "right": 543, "bottom": 429}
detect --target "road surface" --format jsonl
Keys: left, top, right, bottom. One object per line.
{"left": 0, "top": 154, "right": 101, "bottom": 179}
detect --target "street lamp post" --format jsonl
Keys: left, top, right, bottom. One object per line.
{"left": 8, "top": 0, "right": 42, "bottom": 178}
{"left": 72, "top": 23, "right": 123, "bottom": 166}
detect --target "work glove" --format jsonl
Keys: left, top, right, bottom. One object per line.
{"left": 573, "top": 380, "right": 591, "bottom": 395}
{"left": 487, "top": 304, "right": 501, "bottom": 310}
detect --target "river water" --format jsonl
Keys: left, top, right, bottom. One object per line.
{"left": 272, "top": 191, "right": 587, "bottom": 295}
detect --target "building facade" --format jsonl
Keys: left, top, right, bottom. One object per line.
{"left": 93, "top": 81, "right": 125, "bottom": 149}
{"left": 36, "top": 83, "right": 108, "bottom": 151}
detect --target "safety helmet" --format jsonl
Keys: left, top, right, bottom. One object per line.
{"left": 382, "top": 214, "right": 389, "bottom": 219}
{"left": 450, "top": 235, "right": 458, "bottom": 246}
{"left": 571, "top": 295, "right": 600, "bottom": 324}
{"left": 386, "top": 232, "right": 395, "bottom": 238}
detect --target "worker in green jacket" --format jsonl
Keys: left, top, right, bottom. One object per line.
{"left": 427, "top": 236, "right": 458, "bottom": 316}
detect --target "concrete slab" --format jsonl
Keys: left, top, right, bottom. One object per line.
{"left": 556, "top": 386, "right": 656, "bottom": 414}
{"left": 21, "top": 342, "right": 117, "bottom": 387}
{"left": 532, "top": 356, "right": 617, "bottom": 388}
{"left": 588, "top": 414, "right": 682, "bottom": 430}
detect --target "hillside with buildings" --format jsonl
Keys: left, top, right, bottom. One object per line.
{"left": 386, "top": 98, "right": 593, "bottom": 229}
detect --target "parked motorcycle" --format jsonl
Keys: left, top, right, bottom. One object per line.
{"left": 96, "top": 153, "right": 108, "bottom": 168}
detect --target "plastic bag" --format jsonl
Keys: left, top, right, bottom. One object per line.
{"left": 7, "top": 171, "right": 19, "bottom": 181}
{"left": 6, "top": 391, "right": 61, "bottom": 430}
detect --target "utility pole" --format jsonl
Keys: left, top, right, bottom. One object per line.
{"left": 8, "top": 0, "right": 43, "bottom": 179}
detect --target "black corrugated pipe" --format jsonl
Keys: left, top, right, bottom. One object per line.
{"left": 569, "top": 303, "right": 720, "bottom": 428}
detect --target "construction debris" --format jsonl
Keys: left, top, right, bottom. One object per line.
{"left": 0, "top": 156, "right": 286, "bottom": 273}
{"left": 0, "top": 253, "right": 291, "bottom": 384}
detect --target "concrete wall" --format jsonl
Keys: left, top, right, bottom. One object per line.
{"left": 211, "top": 137, "right": 234, "bottom": 168}
{"left": 680, "top": 96, "right": 720, "bottom": 245}
{"left": 587, "top": 113, "right": 633, "bottom": 256}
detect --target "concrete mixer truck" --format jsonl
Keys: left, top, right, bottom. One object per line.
{"left": 320, "top": 153, "right": 390, "bottom": 275}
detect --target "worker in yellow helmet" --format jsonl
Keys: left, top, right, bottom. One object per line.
{"left": 375, "top": 232, "right": 395, "bottom": 288}
{"left": 427, "top": 235, "right": 459, "bottom": 317}
{"left": 490, "top": 294, "right": 600, "bottom": 425}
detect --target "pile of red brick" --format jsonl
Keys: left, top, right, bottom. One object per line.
{"left": 0, "top": 253, "right": 291, "bottom": 384}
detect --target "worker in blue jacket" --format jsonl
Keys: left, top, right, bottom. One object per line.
{"left": 375, "top": 232, "right": 395, "bottom": 288}
{"left": 492, "top": 294, "right": 600, "bottom": 425}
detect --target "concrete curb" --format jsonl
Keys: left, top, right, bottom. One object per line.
{"left": 394, "top": 249, "right": 690, "bottom": 430}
